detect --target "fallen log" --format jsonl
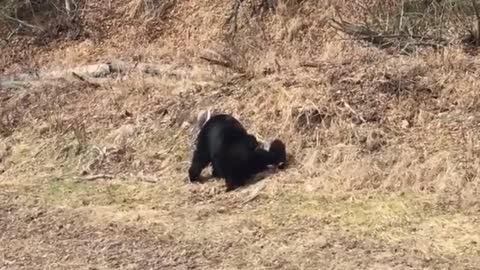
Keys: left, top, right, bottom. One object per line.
{"left": 0, "top": 60, "right": 191, "bottom": 89}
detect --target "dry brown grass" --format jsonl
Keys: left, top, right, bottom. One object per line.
{"left": 2, "top": 0, "right": 480, "bottom": 268}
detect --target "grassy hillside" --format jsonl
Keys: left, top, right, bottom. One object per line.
{"left": 1, "top": 0, "right": 480, "bottom": 269}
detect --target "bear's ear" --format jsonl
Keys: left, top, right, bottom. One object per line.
{"left": 262, "top": 141, "right": 271, "bottom": 151}
{"left": 269, "top": 139, "right": 287, "bottom": 168}
{"left": 196, "top": 108, "right": 212, "bottom": 128}
{"left": 255, "top": 139, "right": 272, "bottom": 151}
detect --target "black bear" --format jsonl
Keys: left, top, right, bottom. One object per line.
{"left": 188, "top": 113, "right": 286, "bottom": 192}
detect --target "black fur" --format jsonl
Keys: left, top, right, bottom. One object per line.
{"left": 188, "top": 114, "right": 286, "bottom": 192}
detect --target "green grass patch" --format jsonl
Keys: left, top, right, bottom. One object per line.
{"left": 0, "top": 179, "right": 178, "bottom": 209}
{"left": 260, "top": 191, "right": 479, "bottom": 258}
{"left": 2, "top": 180, "right": 479, "bottom": 259}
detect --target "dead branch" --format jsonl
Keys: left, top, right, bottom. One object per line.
{"left": 75, "top": 174, "right": 114, "bottom": 181}
{"left": 5, "top": 25, "right": 22, "bottom": 41}
{"left": 472, "top": 0, "right": 480, "bottom": 46}
{"left": 65, "top": 0, "right": 77, "bottom": 16}
{"left": 241, "top": 181, "right": 267, "bottom": 205}
{"left": 134, "top": 173, "right": 159, "bottom": 183}
{"left": 300, "top": 62, "right": 323, "bottom": 68}
{"left": 71, "top": 72, "right": 101, "bottom": 88}
{"left": 199, "top": 49, "right": 244, "bottom": 73}
{"left": 33, "top": 142, "right": 50, "bottom": 158}
{"left": 330, "top": 17, "right": 448, "bottom": 50}
{"left": 300, "top": 60, "right": 351, "bottom": 70}
{"left": 261, "top": 0, "right": 275, "bottom": 12}
{"left": 225, "top": 0, "right": 276, "bottom": 36}
{"left": 342, "top": 99, "right": 367, "bottom": 124}
{"left": 251, "top": 0, "right": 276, "bottom": 17}
{"left": 0, "top": 13, "right": 45, "bottom": 32}
{"left": 225, "top": 0, "right": 244, "bottom": 34}
{"left": 199, "top": 55, "right": 235, "bottom": 71}
{"left": 0, "top": 60, "right": 191, "bottom": 89}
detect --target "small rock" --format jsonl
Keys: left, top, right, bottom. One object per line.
{"left": 0, "top": 141, "right": 10, "bottom": 161}
{"left": 366, "top": 131, "right": 383, "bottom": 152}
{"left": 111, "top": 124, "right": 136, "bottom": 147}
{"left": 316, "top": 236, "right": 329, "bottom": 248}
{"left": 401, "top": 120, "right": 410, "bottom": 129}
{"left": 37, "top": 122, "right": 50, "bottom": 135}
{"left": 305, "top": 184, "right": 315, "bottom": 192}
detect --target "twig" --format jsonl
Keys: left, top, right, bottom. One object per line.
{"left": 225, "top": 0, "right": 244, "bottom": 34}
{"left": 399, "top": 0, "right": 405, "bottom": 33}
{"left": 71, "top": 72, "right": 101, "bottom": 88}
{"left": 274, "top": 58, "right": 281, "bottom": 73}
{"left": 300, "top": 62, "right": 323, "bottom": 68}
{"left": 0, "top": 60, "right": 191, "bottom": 89}
{"left": 199, "top": 56, "right": 233, "bottom": 70}
{"left": 33, "top": 142, "right": 50, "bottom": 158}
{"left": 330, "top": 17, "right": 447, "bottom": 49}
{"left": 300, "top": 60, "right": 350, "bottom": 69}
{"left": 437, "top": 0, "right": 446, "bottom": 48}
{"left": 1, "top": 13, "right": 44, "bottom": 32}
{"left": 134, "top": 173, "right": 159, "bottom": 183}
{"left": 242, "top": 181, "right": 267, "bottom": 205}
{"left": 76, "top": 174, "right": 114, "bottom": 181}
{"left": 65, "top": 0, "right": 77, "bottom": 17}
{"left": 6, "top": 25, "right": 21, "bottom": 41}
{"left": 252, "top": 0, "right": 275, "bottom": 16}
{"left": 342, "top": 99, "right": 367, "bottom": 124}
{"left": 472, "top": 0, "right": 480, "bottom": 46}
{"left": 199, "top": 50, "right": 243, "bottom": 73}
{"left": 356, "top": 0, "right": 382, "bottom": 28}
